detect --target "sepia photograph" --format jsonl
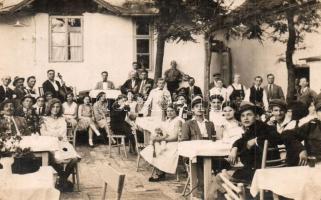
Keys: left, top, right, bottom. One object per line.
{"left": 1, "top": 0, "right": 321, "bottom": 199}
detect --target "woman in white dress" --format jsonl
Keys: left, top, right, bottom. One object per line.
{"left": 62, "top": 92, "right": 78, "bottom": 130}
{"left": 40, "top": 98, "right": 80, "bottom": 192}
{"left": 140, "top": 104, "right": 182, "bottom": 182}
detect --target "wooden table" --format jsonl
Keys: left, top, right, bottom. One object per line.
{"left": 178, "top": 140, "right": 232, "bottom": 200}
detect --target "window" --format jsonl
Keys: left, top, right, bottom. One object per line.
{"left": 49, "top": 16, "right": 83, "bottom": 62}
{"left": 134, "top": 18, "right": 153, "bottom": 70}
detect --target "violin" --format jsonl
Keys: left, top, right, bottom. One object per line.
{"left": 57, "top": 73, "right": 73, "bottom": 100}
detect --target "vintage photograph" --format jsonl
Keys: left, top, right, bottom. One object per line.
{"left": 1, "top": 0, "right": 321, "bottom": 199}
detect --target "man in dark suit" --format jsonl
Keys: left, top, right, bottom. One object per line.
{"left": 13, "top": 76, "right": 27, "bottom": 106}
{"left": 296, "top": 77, "right": 317, "bottom": 107}
{"left": 42, "top": 69, "right": 63, "bottom": 101}
{"left": 137, "top": 70, "right": 154, "bottom": 99}
{"left": 0, "top": 75, "right": 14, "bottom": 103}
{"left": 121, "top": 71, "right": 139, "bottom": 95}
{"left": 263, "top": 74, "right": 285, "bottom": 102}
{"left": 25, "top": 76, "right": 38, "bottom": 97}
{"left": 178, "top": 77, "right": 202, "bottom": 105}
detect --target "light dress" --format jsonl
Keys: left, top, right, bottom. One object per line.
{"left": 62, "top": 102, "right": 78, "bottom": 128}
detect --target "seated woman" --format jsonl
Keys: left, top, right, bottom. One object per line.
{"left": 129, "top": 93, "right": 145, "bottom": 116}
{"left": 228, "top": 101, "right": 282, "bottom": 183}
{"left": 93, "top": 92, "right": 113, "bottom": 142}
{"left": 62, "top": 92, "right": 78, "bottom": 130}
{"left": 0, "top": 99, "right": 29, "bottom": 135}
{"left": 14, "top": 95, "right": 39, "bottom": 135}
{"left": 78, "top": 95, "right": 101, "bottom": 147}
{"left": 209, "top": 95, "right": 226, "bottom": 136}
{"left": 40, "top": 98, "right": 80, "bottom": 192}
{"left": 219, "top": 102, "right": 243, "bottom": 143}
{"left": 110, "top": 95, "right": 136, "bottom": 152}
{"left": 140, "top": 104, "right": 182, "bottom": 182}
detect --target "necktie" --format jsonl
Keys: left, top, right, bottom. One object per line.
{"left": 268, "top": 85, "right": 272, "bottom": 98}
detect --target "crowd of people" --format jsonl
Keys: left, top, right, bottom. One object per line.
{"left": 1, "top": 60, "right": 321, "bottom": 197}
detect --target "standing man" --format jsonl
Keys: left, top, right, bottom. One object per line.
{"left": 296, "top": 77, "right": 317, "bottom": 107}
{"left": 42, "top": 70, "right": 63, "bottom": 100}
{"left": 164, "top": 60, "right": 183, "bottom": 96}
{"left": 0, "top": 76, "right": 14, "bottom": 103}
{"left": 180, "top": 77, "right": 203, "bottom": 105}
{"left": 209, "top": 73, "right": 223, "bottom": 89}
{"left": 94, "top": 71, "right": 115, "bottom": 90}
{"left": 25, "top": 76, "right": 38, "bottom": 98}
{"left": 244, "top": 76, "right": 269, "bottom": 110}
{"left": 121, "top": 71, "right": 139, "bottom": 95}
{"left": 263, "top": 74, "right": 285, "bottom": 102}
{"left": 142, "top": 78, "right": 172, "bottom": 117}
{"left": 137, "top": 70, "right": 154, "bottom": 99}
{"left": 209, "top": 79, "right": 228, "bottom": 102}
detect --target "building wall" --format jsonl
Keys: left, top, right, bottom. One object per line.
{"left": 0, "top": 12, "right": 206, "bottom": 93}
{"left": 211, "top": 30, "right": 321, "bottom": 96}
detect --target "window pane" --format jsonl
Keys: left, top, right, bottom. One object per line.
{"left": 52, "top": 47, "right": 67, "bottom": 61}
{"left": 52, "top": 33, "right": 66, "bottom": 46}
{"left": 137, "top": 54, "right": 150, "bottom": 69}
{"left": 69, "top": 32, "right": 82, "bottom": 46}
{"left": 69, "top": 47, "right": 82, "bottom": 61}
{"left": 136, "top": 19, "right": 149, "bottom": 35}
{"left": 51, "top": 18, "right": 67, "bottom": 32}
{"left": 137, "top": 39, "right": 149, "bottom": 54}
{"left": 68, "top": 18, "right": 81, "bottom": 27}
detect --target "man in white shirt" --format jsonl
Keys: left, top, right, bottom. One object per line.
{"left": 209, "top": 79, "right": 228, "bottom": 102}
{"left": 244, "top": 76, "right": 269, "bottom": 110}
{"left": 94, "top": 71, "right": 115, "bottom": 90}
{"left": 142, "top": 78, "right": 172, "bottom": 117}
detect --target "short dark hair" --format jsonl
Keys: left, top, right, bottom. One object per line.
{"left": 210, "top": 95, "right": 224, "bottom": 102}
{"left": 101, "top": 71, "right": 108, "bottom": 75}
{"left": 47, "top": 69, "right": 55, "bottom": 74}
{"left": 27, "top": 76, "right": 36, "bottom": 82}
{"left": 157, "top": 78, "right": 165, "bottom": 83}
{"left": 140, "top": 70, "right": 148, "bottom": 74}
{"left": 254, "top": 76, "right": 263, "bottom": 81}
{"left": 188, "top": 77, "right": 195, "bottom": 81}
{"left": 267, "top": 74, "right": 274, "bottom": 78}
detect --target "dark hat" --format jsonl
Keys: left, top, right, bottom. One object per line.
{"left": 213, "top": 73, "right": 221, "bottom": 77}
{"left": 209, "top": 95, "right": 224, "bottom": 102}
{"left": 12, "top": 76, "right": 25, "bottom": 86}
{"left": 222, "top": 101, "right": 237, "bottom": 111}
{"left": 0, "top": 99, "right": 15, "bottom": 111}
{"left": 96, "top": 92, "right": 106, "bottom": 100}
{"left": 269, "top": 99, "right": 287, "bottom": 111}
{"left": 287, "top": 100, "right": 308, "bottom": 121}
{"left": 176, "top": 92, "right": 187, "bottom": 100}
{"left": 21, "top": 95, "right": 36, "bottom": 104}
{"left": 235, "top": 101, "right": 264, "bottom": 121}
{"left": 191, "top": 96, "right": 207, "bottom": 108}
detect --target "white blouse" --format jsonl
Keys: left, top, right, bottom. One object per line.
{"left": 62, "top": 102, "right": 78, "bottom": 118}
{"left": 40, "top": 116, "right": 67, "bottom": 141}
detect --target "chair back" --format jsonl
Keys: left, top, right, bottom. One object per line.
{"left": 101, "top": 163, "right": 126, "bottom": 200}
{"left": 261, "top": 140, "right": 286, "bottom": 169}
{"left": 218, "top": 169, "right": 246, "bottom": 200}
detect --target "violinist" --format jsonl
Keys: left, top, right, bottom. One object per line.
{"left": 42, "top": 69, "right": 63, "bottom": 101}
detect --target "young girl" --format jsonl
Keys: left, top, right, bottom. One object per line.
{"left": 77, "top": 95, "right": 101, "bottom": 147}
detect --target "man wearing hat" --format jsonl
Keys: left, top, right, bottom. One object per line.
{"left": 0, "top": 75, "right": 14, "bottom": 103}
{"left": 228, "top": 101, "right": 281, "bottom": 182}
{"left": 14, "top": 95, "right": 39, "bottom": 134}
{"left": 0, "top": 99, "right": 29, "bottom": 136}
{"left": 282, "top": 99, "right": 321, "bottom": 166}
{"left": 13, "top": 76, "right": 27, "bottom": 104}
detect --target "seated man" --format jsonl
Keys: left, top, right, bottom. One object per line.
{"left": 120, "top": 71, "right": 139, "bottom": 95}
{"left": 0, "top": 99, "right": 29, "bottom": 135}
{"left": 94, "top": 71, "right": 115, "bottom": 90}
{"left": 228, "top": 101, "right": 281, "bottom": 182}
{"left": 282, "top": 99, "right": 321, "bottom": 166}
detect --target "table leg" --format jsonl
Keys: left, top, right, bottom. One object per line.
{"left": 203, "top": 157, "right": 212, "bottom": 200}
{"left": 189, "top": 159, "right": 197, "bottom": 199}
{"left": 42, "top": 152, "right": 49, "bottom": 166}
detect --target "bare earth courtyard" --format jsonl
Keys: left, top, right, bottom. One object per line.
{"left": 61, "top": 144, "right": 187, "bottom": 200}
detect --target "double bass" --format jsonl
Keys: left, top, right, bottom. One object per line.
{"left": 57, "top": 73, "right": 74, "bottom": 100}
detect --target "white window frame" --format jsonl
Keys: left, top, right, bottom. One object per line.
{"left": 49, "top": 15, "right": 84, "bottom": 63}
{"left": 133, "top": 18, "right": 154, "bottom": 71}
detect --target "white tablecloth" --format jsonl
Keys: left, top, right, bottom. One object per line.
{"left": 178, "top": 140, "right": 233, "bottom": 162}
{"left": 0, "top": 166, "right": 60, "bottom": 200}
{"left": 135, "top": 116, "right": 164, "bottom": 133}
{"left": 250, "top": 165, "right": 321, "bottom": 200}
{"left": 20, "top": 136, "right": 60, "bottom": 152}
{"left": 89, "top": 89, "right": 121, "bottom": 99}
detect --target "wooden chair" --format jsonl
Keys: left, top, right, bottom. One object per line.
{"left": 108, "top": 134, "right": 127, "bottom": 159}
{"left": 135, "top": 130, "right": 151, "bottom": 172}
{"left": 218, "top": 169, "right": 246, "bottom": 200}
{"left": 101, "top": 163, "right": 126, "bottom": 200}
{"left": 260, "top": 140, "right": 287, "bottom": 200}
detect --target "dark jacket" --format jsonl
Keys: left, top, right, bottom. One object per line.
{"left": 179, "top": 86, "right": 203, "bottom": 103}
{"left": 181, "top": 119, "right": 215, "bottom": 141}
{"left": 0, "top": 86, "right": 15, "bottom": 102}
{"left": 42, "top": 80, "right": 62, "bottom": 99}
{"left": 110, "top": 102, "right": 130, "bottom": 130}
{"left": 14, "top": 107, "right": 40, "bottom": 134}
{"left": 0, "top": 115, "right": 31, "bottom": 136}
{"left": 263, "top": 84, "right": 285, "bottom": 101}
{"left": 137, "top": 78, "right": 154, "bottom": 97}
{"left": 120, "top": 79, "right": 139, "bottom": 95}
{"left": 232, "top": 120, "right": 281, "bottom": 169}
{"left": 249, "top": 86, "right": 264, "bottom": 105}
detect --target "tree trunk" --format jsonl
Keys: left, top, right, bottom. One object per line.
{"left": 154, "top": 32, "right": 166, "bottom": 80}
{"left": 285, "top": 11, "right": 296, "bottom": 102}
{"left": 204, "top": 34, "right": 212, "bottom": 101}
